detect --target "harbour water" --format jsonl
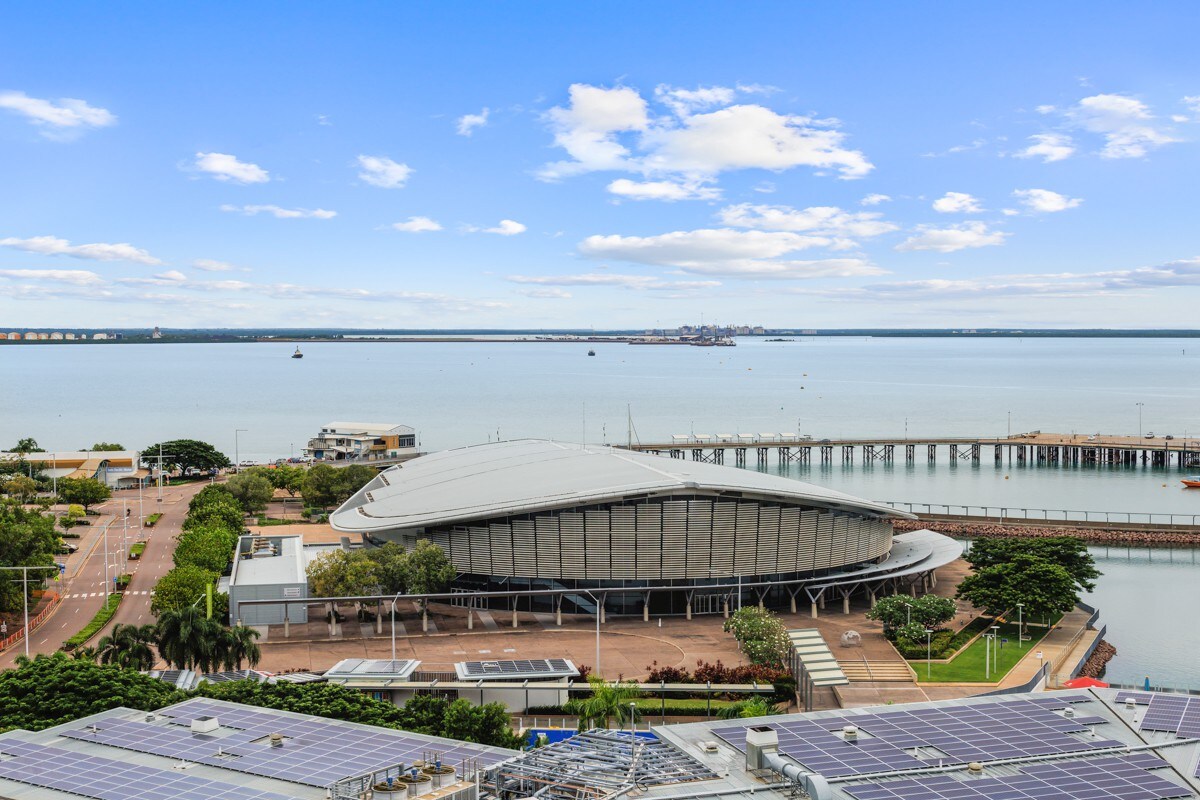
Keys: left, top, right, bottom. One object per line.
{"left": 2, "top": 335, "right": 1198, "bottom": 681}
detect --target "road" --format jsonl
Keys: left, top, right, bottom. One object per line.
{"left": 0, "top": 480, "right": 206, "bottom": 669}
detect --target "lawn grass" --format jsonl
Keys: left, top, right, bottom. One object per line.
{"left": 912, "top": 620, "right": 1050, "bottom": 683}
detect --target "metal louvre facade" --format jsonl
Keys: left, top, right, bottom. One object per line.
{"left": 420, "top": 494, "right": 893, "bottom": 585}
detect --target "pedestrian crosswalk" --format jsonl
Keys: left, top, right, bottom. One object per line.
{"left": 66, "top": 590, "right": 153, "bottom": 599}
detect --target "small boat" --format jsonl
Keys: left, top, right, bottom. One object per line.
{"left": 291, "top": 346, "right": 303, "bottom": 359}
{"left": 1182, "top": 477, "right": 1200, "bottom": 488}
{"left": 587, "top": 349, "right": 596, "bottom": 357}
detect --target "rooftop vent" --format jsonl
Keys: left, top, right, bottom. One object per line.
{"left": 270, "top": 732, "right": 285, "bottom": 747}
{"left": 191, "top": 716, "right": 219, "bottom": 735}
{"left": 1063, "top": 707, "right": 1075, "bottom": 718}
{"left": 967, "top": 762, "right": 984, "bottom": 773}
{"left": 842, "top": 725, "right": 859, "bottom": 742}
{"left": 700, "top": 741, "right": 720, "bottom": 753}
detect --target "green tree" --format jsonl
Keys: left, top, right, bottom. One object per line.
{"left": 95, "top": 623, "right": 159, "bottom": 671}
{"left": 440, "top": 698, "right": 526, "bottom": 748}
{"left": 575, "top": 676, "right": 642, "bottom": 730}
{"left": 182, "top": 495, "right": 245, "bottom": 538}
{"left": 723, "top": 607, "right": 791, "bottom": 668}
{"left": 400, "top": 539, "right": 454, "bottom": 599}
{"left": 56, "top": 477, "right": 112, "bottom": 512}
{"left": 89, "top": 442, "right": 125, "bottom": 451}
{"left": 306, "top": 549, "right": 380, "bottom": 597}
{"left": 0, "top": 653, "right": 183, "bottom": 733}
{"left": 0, "top": 500, "right": 57, "bottom": 612}
{"left": 188, "top": 483, "right": 236, "bottom": 514}
{"left": 140, "top": 439, "right": 231, "bottom": 474}
{"left": 301, "top": 463, "right": 377, "bottom": 510}
{"left": 365, "top": 542, "right": 408, "bottom": 594}
{"left": 965, "top": 538, "right": 1100, "bottom": 592}
{"left": 716, "top": 698, "right": 780, "bottom": 719}
{"left": 3, "top": 474, "right": 38, "bottom": 503}
{"left": 226, "top": 472, "right": 274, "bottom": 515}
{"left": 956, "top": 553, "right": 1080, "bottom": 619}
{"left": 59, "top": 504, "right": 85, "bottom": 536}
{"left": 11, "top": 437, "right": 44, "bottom": 454}
{"left": 250, "top": 465, "right": 305, "bottom": 497}
{"left": 866, "top": 595, "right": 958, "bottom": 639}
{"left": 219, "top": 625, "right": 262, "bottom": 670}
{"left": 156, "top": 605, "right": 226, "bottom": 671}
{"left": 174, "top": 523, "right": 237, "bottom": 574}
{"left": 151, "top": 565, "right": 224, "bottom": 616}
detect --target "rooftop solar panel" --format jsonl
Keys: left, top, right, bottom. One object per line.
{"left": 712, "top": 697, "right": 1121, "bottom": 777}
{"left": 843, "top": 755, "right": 1191, "bottom": 800}
{"left": 0, "top": 739, "right": 304, "bottom": 800}
{"left": 64, "top": 699, "right": 511, "bottom": 788}
{"left": 457, "top": 658, "right": 576, "bottom": 679}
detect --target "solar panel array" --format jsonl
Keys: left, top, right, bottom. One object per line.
{"left": 62, "top": 699, "right": 508, "bottom": 788}
{"left": 712, "top": 697, "right": 1121, "bottom": 778}
{"left": 1139, "top": 694, "right": 1200, "bottom": 739}
{"left": 1116, "top": 691, "right": 1156, "bottom": 706}
{"left": 0, "top": 739, "right": 303, "bottom": 800}
{"left": 459, "top": 658, "right": 574, "bottom": 677}
{"left": 202, "top": 669, "right": 268, "bottom": 684}
{"left": 843, "top": 754, "right": 1191, "bottom": 800}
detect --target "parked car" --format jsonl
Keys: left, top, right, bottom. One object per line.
{"left": 1166, "top": 435, "right": 1175, "bottom": 440}
{"left": 1145, "top": 432, "right": 1156, "bottom": 439}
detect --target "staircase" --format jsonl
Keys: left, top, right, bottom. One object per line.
{"left": 838, "top": 658, "right": 915, "bottom": 683}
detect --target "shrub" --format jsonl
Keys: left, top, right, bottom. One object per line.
{"left": 144, "top": 513, "right": 162, "bottom": 527}
{"left": 63, "top": 595, "right": 123, "bottom": 649}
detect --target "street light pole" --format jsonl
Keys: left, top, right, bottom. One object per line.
{"left": 1007, "top": 411, "right": 1011, "bottom": 439}
{"left": 1137, "top": 402, "right": 1144, "bottom": 438}
{"left": 0, "top": 566, "right": 54, "bottom": 658}
{"left": 924, "top": 628, "right": 933, "bottom": 679}
{"left": 1017, "top": 603, "right": 1025, "bottom": 645}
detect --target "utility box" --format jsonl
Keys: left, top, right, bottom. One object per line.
{"left": 745, "top": 726, "right": 779, "bottom": 770}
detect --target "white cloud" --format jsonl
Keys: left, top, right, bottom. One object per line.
{"left": 861, "top": 193, "right": 891, "bottom": 206}
{"left": 389, "top": 216, "right": 443, "bottom": 232}
{"left": 0, "top": 268, "right": 106, "bottom": 286}
{"left": 1016, "top": 133, "right": 1075, "bottom": 163}
{"left": 507, "top": 273, "right": 720, "bottom": 290}
{"left": 896, "top": 221, "right": 1008, "bottom": 253}
{"left": 579, "top": 228, "right": 886, "bottom": 279}
{"left": 538, "top": 84, "right": 649, "bottom": 179}
{"left": 654, "top": 84, "right": 736, "bottom": 116}
{"left": 717, "top": 203, "right": 898, "bottom": 242}
{"left": 1012, "top": 188, "right": 1082, "bottom": 213}
{"left": 478, "top": 219, "right": 526, "bottom": 236}
{"left": 193, "top": 152, "right": 270, "bottom": 184}
{"left": 517, "top": 287, "right": 573, "bottom": 299}
{"left": 456, "top": 108, "right": 489, "bottom": 136}
{"left": 192, "top": 259, "right": 237, "bottom": 272}
{"left": 1183, "top": 96, "right": 1200, "bottom": 118}
{"left": 0, "top": 91, "right": 116, "bottom": 137}
{"left": 0, "top": 235, "right": 163, "bottom": 265}
{"left": 1065, "top": 94, "right": 1177, "bottom": 158}
{"left": 356, "top": 155, "right": 412, "bottom": 188}
{"left": 220, "top": 204, "right": 336, "bottom": 219}
{"left": 538, "top": 82, "right": 872, "bottom": 183}
{"left": 154, "top": 270, "right": 188, "bottom": 282}
{"left": 316, "top": 114, "right": 332, "bottom": 126}
{"left": 606, "top": 178, "right": 720, "bottom": 202}
{"left": 932, "top": 192, "right": 983, "bottom": 213}
{"left": 1035, "top": 105, "right": 1056, "bottom": 115}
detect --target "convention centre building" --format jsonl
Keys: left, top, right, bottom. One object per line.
{"left": 330, "top": 439, "right": 959, "bottom": 617}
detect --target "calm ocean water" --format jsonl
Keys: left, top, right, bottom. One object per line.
{"left": 2, "top": 336, "right": 1198, "bottom": 681}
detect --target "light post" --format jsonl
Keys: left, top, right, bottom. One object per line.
{"left": 581, "top": 589, "right": 603, "bottom": 676}
{"left": 390, "top": 594, "right": 400, "bottom": 662}
{"left": 984, "top": 631, "right": 991, "bottom": 680}
{"left": 1136, "top": 403, "right": 1144, "bottom": 438}
{"left": 235, "top": 429, "right": 248, "bottom": 474}
{"left": 103, "top": 518, "right": 111, "bottom": 609}
{"left": 1007, "top": 411, "right": 1011, "bottom": 439}
{"left": 0, "top": 565, "right": 56, "bottom": 658}
{"left": 924, "top": 628, "right": 934, "bottom": 679}
{"left": 629, "top": 702, "right": 637, "bottom": 737}
{"left": 1017, "top": 603, "right": 1025, "bottom": 645}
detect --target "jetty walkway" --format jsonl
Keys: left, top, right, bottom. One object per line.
{"left": 623, "top": 431, "right": 1200, "bottom": 469}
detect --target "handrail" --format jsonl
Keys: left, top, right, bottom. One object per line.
{"left": 0, "top": 591, "right": 61, "bottom": 653}
{"left": 883, "top": 501, "right": 1200, "bottom": 528}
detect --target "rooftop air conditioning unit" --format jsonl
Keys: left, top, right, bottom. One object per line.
{"left": 700, "top": 741, "right": 720, "bottom": 753}
{"left": 191, "top": 716, "right": 219, "bottom": 735}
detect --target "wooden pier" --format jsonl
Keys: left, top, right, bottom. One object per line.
{"left": 622, "top": 432, "right": 1200, "bottom": 470}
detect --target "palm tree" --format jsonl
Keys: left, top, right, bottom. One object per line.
{"left": 220, "top": 625, "right": 262, "bottom": 671}
{"left": 96, "top": 623, "right": 158, "bottom": 670}
{"left": 156, "top": 606, "right": 223, "bottom": 672}
{"left": 576, "top": 676, "right": 642, "bottom": 730}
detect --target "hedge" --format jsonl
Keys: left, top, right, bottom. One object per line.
{"left": 144, "top": 513, "right": 162, "bottom": 527}
{"left": 62, "top": 594, "right": 124, "bottom": 650}
{"left": 129, "top": 542, "right": 146, "bottom": 559}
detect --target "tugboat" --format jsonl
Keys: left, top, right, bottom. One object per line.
{"left": 292, "top": 346, "right": 304, "bottom": 359}
{"left": 587, "top": 349, "right": 596, "bottom": 357}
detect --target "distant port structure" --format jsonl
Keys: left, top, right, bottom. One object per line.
{"left": 623, "top": 431, "right": 1200, "bottom": 469}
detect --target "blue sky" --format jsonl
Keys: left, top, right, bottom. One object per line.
{"left": 2, "top": 2, "right": 1199, "bottom": 329}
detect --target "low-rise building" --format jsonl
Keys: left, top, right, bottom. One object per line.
{"left": 227, "top": 534, "right": 311, "bottom": 626}
{"left": 63, "top": 332, "right": 76, "bottom": 340}
{"left": 304, "top": 421, "right": 417, "bottom": 463}
{"left": 1, "top": 450, "right": 149, "bottom": 488}
{"left": 49, "top": 332, "right": 63, "bottom": 340}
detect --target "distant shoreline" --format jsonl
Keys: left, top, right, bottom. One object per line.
{"left": 5, "top": 328, "right": 1200, "bottom": 344}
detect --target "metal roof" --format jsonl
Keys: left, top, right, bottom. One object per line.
{"left": 331, "top": 439, "right": 912, "bottom": 533}
{"left": 229, "top": 535, "right": 307, "bottom": 587}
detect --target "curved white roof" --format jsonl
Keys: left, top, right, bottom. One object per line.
{"left": 330, "top": 439, "right": 912, "bottom": 533}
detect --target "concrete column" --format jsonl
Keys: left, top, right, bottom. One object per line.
{"left": 686, "top": 599, "right": 692, "bottom": 620}
{"left": 283, "top": 616, "right": 290, "bottom": 638}
{"left": 843, "top": 594, "right": 850, "bottom": 614}
{"left": 930, "top": 571, "right": 938, "bottom": 588}
{"left": 723, "top": 599, "right": 729, "bottom": 619}
{"left": 375, "top": 603, "right": 383, "bottom": 635}
{"left": 512, "top": 606, "right": 518, "bottom": 628}
{"left": 869, "top": 591, "right": 877, "bottom": 609}
{"left": 555, "top": 600, "right": 562, "bottom": 627}
{"left": 790, "top": 595, "right": 797, "bottom": 614}
{"left": 467, "top": 607, "right": 474, "bottom": 630}
{"left": 599, "top": 604, "right": 606, "bottom": 625}
{"left": 422, "top": 609, "right": 429, "bottom": 633}
{"left": 810, "top": 601, "right": 819, "bottom": 619}
{"left": 910, "top": 583, "right": 919, "bottom": 598}
{"left": 643, "top": 602, "right": 649, "bottom": 622}
{"left": 819, "top": 594, "right": 826, "bottom": 609}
